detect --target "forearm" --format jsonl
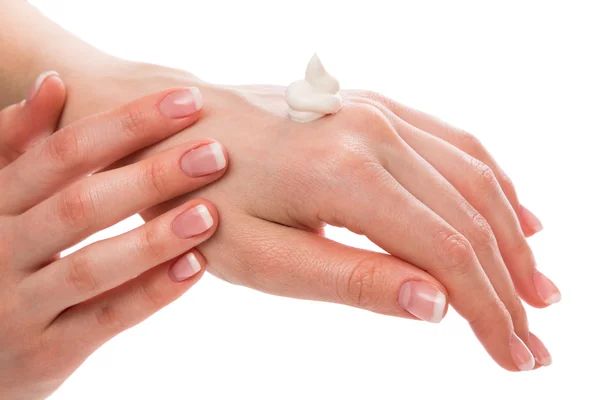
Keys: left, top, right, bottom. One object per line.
{"left": 0, "top": 0, "right": 112, "bottom": 108}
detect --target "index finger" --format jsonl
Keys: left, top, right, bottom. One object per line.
{"left": 0, "top": 87, "right": 203, "bottom": 215}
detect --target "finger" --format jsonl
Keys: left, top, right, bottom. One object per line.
{"left": 198, "top": 213, "right": 448, "bottom": 323}
{"left": 0, "top": 71, "right": 65, "bottom": 165}
{"left": 528, "top": 331, "right": 552, "bottom": 367}
{"left": 47, "top": 249, "right": 206, "bottom": 349}
{"left": 373, "top": 125, "right": 534, "bottom": 361}
{"left": 0, "top": 87, "right": 204, "bottom": 214}
{"left": 381, "top": 111, "right": 560, "bottom": 308}
{"left": 21, "top": 199, "right": 217, "bottom": 317}
{"left": 14, "top": 140, "right": 227, "bottom": 269}
{"left": 325, "top": 160, "right": 533, "bottom": 371}
{"left": 370, "top": 94, "right": 542, "bottom": 237}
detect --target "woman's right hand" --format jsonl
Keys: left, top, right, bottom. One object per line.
{"left": 0, "top": 73, "right": 228, "bottom": 399}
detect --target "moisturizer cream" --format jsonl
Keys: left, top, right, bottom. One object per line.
{"left": 285, "top": 54, "right": 342, "bottom": 123}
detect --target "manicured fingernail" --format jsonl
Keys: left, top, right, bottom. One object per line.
{"left": 169, "top": 252, "right": 203, "bottom": 282}
{"left": 520, "top": 205, "right": 543, "bottom": 234}
{"left": 27, "top": 71, "right": 59, "bottom": 102}
{"left": 533, "top": 270, "right": 561, "bottom": 305}
{"left": 528, "top": 332, "right": 552, "bottom": 366}
{"left": 172, "top": 204, "right": 214, "bottom": 239}
{"left": 510, "top": 333, "right": 535, "bottom": 371}
{"left": 159, "top": 87, "right": 203, "bottom": 119}
{"left": 181, "top": 143, "right": 226, "bottom": 177}
{"left": 398, "top": 281, "right": 446, "bottom": 323}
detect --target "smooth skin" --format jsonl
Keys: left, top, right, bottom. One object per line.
{"left": 0, "top": 75, "right": 229, "bottom": 399}
{"left": 0, "top": 0, "right": 558, "bottom": 378}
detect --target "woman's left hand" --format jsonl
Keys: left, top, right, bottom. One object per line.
{"left": 0, "top": 74, "right": 228, "bottom": 399}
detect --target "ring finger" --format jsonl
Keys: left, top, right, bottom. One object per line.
{"left": 20, "top": 199, "right": 217, "bottom": 318}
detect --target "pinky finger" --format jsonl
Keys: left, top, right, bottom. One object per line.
{"left": 376, "top": 97, "right": 542, "bottom": 237}
{"left": 47, "top": 250, "right": 206, "bottom": 348}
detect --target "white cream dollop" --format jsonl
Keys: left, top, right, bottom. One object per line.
{"left": 285, "top": 54, "right": 342, "bottom": 123}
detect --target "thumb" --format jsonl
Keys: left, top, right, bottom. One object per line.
{"left": 203, "top": 214, "right": 449, "bottom": 323}
{"left": 0, "top": 71, "right": 66, "bottom": 163}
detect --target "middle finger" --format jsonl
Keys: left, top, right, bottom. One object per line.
{"left": 13, "top": 140, "right": 227, "bottom": 270}
{"left": 379, "top": 106, "right": 551, "bottom": 308}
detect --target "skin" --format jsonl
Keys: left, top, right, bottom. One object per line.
{"left": 0, "top": 0, "right": 560, "bottom": 393}
{"left": 0, "top": 76, "right": 230, "bottom": 399}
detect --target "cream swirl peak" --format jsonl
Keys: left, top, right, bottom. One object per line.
{"left": 285, "top": 54, "right": 342, "bottom": 123}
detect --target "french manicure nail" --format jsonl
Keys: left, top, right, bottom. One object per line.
{"left": 398, "top": 281, "right": 446, "bottom": 323}
{"left": 520, "top": 205, "right": 543, "bottom": 234}
{"left": 510, "top": 333, "right": 535, "bottom": 371}
{"left": 533, "top": 270, "right": 561, "bottom": 305}
{"left": 169, "top": 252, "right": 203, "bottom": 282}
{"left": 172, "top": 204, "right": 214, "bottom": 239}
{"left": 181, "top": 143, "right": 226, "bottom": 177}
{"left": 159, "top": 87, "right": 203, "bottom": 119}
{"left": 27, "top": 71, "right": 59, "bottom": 102}
{"left": 528, "top": 332, "right": 552, "bottom": 366}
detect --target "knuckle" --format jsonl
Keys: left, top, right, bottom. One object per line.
{"left": 469, "top": 213, "right": 496, "bottom": 248}
{"left": 456, "top": 130, "right": 484, "bottom": 154}
{"left": 321, "top": 137, "right": 381, "bottom": 181}
{"left": 344, "top": 257, "right": 385, "bottom": 309}
{"left": 337, "top": 153, "right": 383, "bottom": 184}
{"left": 45, "top": 126, "right": 81, "bottom": 167}
{"left": 323, "top": 144, "right": 383, "bottom": 185}
{"left": 120, "top": 106, "right": 149, "bottom": 139}
{"left": 505, "top": 237, "right": 533, "bottom": 258}
{"left": 136, "top": 224, "right": 168, "bottom": 261}
{"left": 343, "top": 103, "right": 394, "bottom": 136}
{"left": 95, "top": 304, "right": 125, "bottom": 331}
{"left": 468, "top": 300, "right": 512, "bottom": 335}
{"left": 496, "top": 169, "right": 518, "bottom": 197}
{"left": 136, "top": 279, "right": 166, "bottom": 310}
{"left": 433, "top": 230, "right": 475, "bottom": 273}
{"left": 347, "top": 89, "right": 392, "bottom": 110}
{"left": 55, "top": 187, "right": 95, "bottom": 230}
{"left": 140, "top": 159, "right": 171, "bottom": 198}
{"left": 469, "top": 157, "right": 500, "bottom": 192}
{"left": 65, "top": 253, "right": 100, "bottom": 294}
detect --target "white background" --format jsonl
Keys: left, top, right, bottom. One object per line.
{"left": 26, "top": 0, "right": 599, "bottom": 399}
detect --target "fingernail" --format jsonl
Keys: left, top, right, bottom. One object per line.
{"left": 510, "top": 333, "right": 535, "bottom": 371}
{"left": 169, "top": 252, "right": 203, "bottom": 282}
{"left": 398, "top": 281, "right": 446, "bottom": 323}
{"left": 528, "top": 332, "right": 552, "bottom": 366}
{"left": 181, "top": 143, "right": 226, "bottom": 177}
{"left": 533, "top": 270, "right": 561, "bottom": 305}
{"left": 159, "top": 87, "right": 203, "bottom": 119}
{"left": 27, "top": 71, "right": 59, "bottom": 102}
{"left": 520, "top": 205, "right": 543, "bottom": 234}
{"left": 172, "top": 204, "right": 214, "bottom": 239}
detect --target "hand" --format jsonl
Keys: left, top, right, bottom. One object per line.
{"left": 59, "top": 60, "right": 557, "bottom": 371}
{"left": 0, "top": 74, "right": 228, "bottom": 399}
